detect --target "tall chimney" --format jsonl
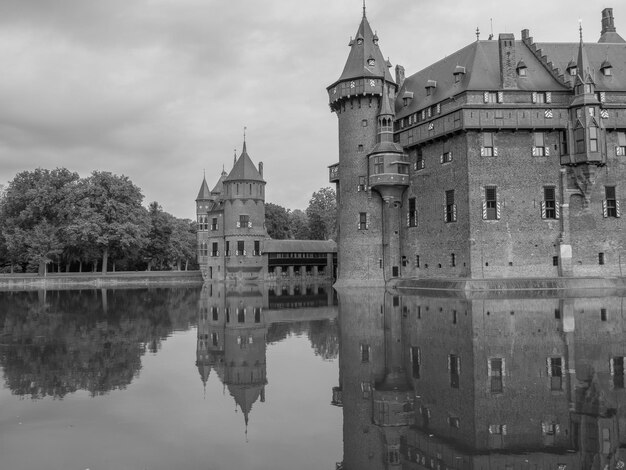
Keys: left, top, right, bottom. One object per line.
{"left": 601, "top": 8, "right": 616, "bottom": 34}
{"left": 498, "top": 33, "right": 517, "bottom": 89}
{"left": 395, "top": 64, "right": 405, "bottom": 88}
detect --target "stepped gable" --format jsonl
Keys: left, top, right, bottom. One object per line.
{"left": 396, "top": 38, "right": 568, "bottom": 119}
{"left": 331, "top": 10, "right": 394, "bottom": 86}
{"left": 224, "top": 141, "right": 264, "bottom": 183}
{"left": 530, "top": 41, "right": 626, "bottom": 91}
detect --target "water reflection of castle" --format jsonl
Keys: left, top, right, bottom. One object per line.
{"left": 334, "top": 290, "right": 626, "bottom": 470}
{"left": 196, "top": 282, "right": 337, "bottom": 427}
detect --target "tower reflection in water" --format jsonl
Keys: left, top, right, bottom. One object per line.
{"left": 333, "top": 289, "right": 626, "bottom": 470}
{"left": 196, "top": 282, "right": 337, "bottom": 428}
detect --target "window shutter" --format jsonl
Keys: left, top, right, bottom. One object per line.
{"left": 599, "top": 91, "right": 606, "bottom": 103}
{"left": 365, "top": 223, "right": 369, "bottom": 230}
{"left": 443, "top": 204, "right": 447, "bottom": 222}
{"left": 236, "top": 221, "right": 240, "bottom": 228}
{"left": 436, "top": 103, "right": 441, "bottom": 114}
{"left": 502, "top": 424, "right": 507, "bottom": 435}
{"left": 447, "top": 355, "right": 451, "bottom": 370}
{"left": 497, "top": 91, "right": 503, "bottom": 103}
{"left": 413, "top": 162, "right": 417, "bottom": 170}
{"left": 496, "top": 202, "right": 501, "bottom": 219}
{"left": 601, "top": 109, "right": 609, "bottom": 119}
{"left": 452, "top": 204, "right": 457, "bottom": 222}
{"left": 541, "top": 201, "right": 547, "bottom": 219}
{"left": 545, "top": 92, "right": 552, "bottom": 103}
{"left": 243, "top": 250, "right": 247, "bottom": 255}
{"left": 458, "top": 356, "right": 461, "bottom": 374}
{"left": 546, "top": 357, "right": 552, "bottom": 376}
{"left": 545, "top": 109, "right": 553, "bottom": 118}
{"left": 449, "top": 151, "right": 453, "bottom": 161}
{"left": 617, "top": 200, "right": 621, "bottom": 218}
{"left": 493, "top": 147, "right": 499, "bottom": 157}
{"left": 407, "top": 212, "right": 410, "bottom": 227}
{"left": 545, "top": 146, "right": 550, "bottom": 157}
{"left": 440, "top": 154, "right": 444, "bottom": 164}
{"left": 480, "top": 147, "right": 486, "bottom": 157}
{"left": 482, "top": 201, "right": 487, "bottom": 220}
{"left": 532, "top": 146, "right": 538, "bottom": 157}
{"left": 610, "top": 358, "right": 615, "bottom": 376}
{"left": 617, "top": 147, "right": 625, "bottom": 156}
{"left": 603, "top": 200, "right": 608, "bottom": 218}
{"left": 216, "top": 251, "right": 219, "bottom": 256}
{"left": 357, "top": 184, "right": 361, "bottom": 191}
{"left": 532, "top": 92, "right": 538, "bottom": 103}
{"left": 555, "top": 202, "right": 560, "bottom": 219}
{"left": 483, "top": 91, "right": 489, "bottom": 103}
{"left": 248, "top": 221, "right": 252, "bottom": 228}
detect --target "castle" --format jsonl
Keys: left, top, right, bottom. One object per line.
{"left": 328, "top": 7, "right": 626, "bottom": 285}
{"left": 196, "top": 142, "right": 337, "bottom": 281}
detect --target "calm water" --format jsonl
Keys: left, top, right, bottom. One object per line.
{"left": 1, "top": 285, "right": 625, "bottom": 469}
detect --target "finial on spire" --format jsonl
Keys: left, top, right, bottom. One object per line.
{"left": 203, "top": 168, "right": 206, "bottom": 179}
{"left": 578, "top": 19, "right": 583, "bottom": 42}
{"left": 233, "top": 148, "right": 237, "bottom": 167}
{"left": 476, "top": 27, "right": 480, "bottom": 41}
{"left": 243, "top": 126, "right": 247, "bottom": 144}
{"left": 362, "top": 0, "right": 366, "bottom": 18}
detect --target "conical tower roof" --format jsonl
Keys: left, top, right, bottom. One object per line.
{"left": 211, "top": 168, "right": 229, "bottom": 195}
{"left": 332, "top": 10, "right": 394, "bottom": 86}
{"left": 196, "top": 176, "right": 211, "bottom": 201}
{"left": 228, "top": 384, "right": 264, "bottom": 427}
{"left": 224, "top": 141, "right": 264, "bottom": 183}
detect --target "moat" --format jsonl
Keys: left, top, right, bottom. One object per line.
{"left": 1, "top": 285, "right": 625, "bottom": 469}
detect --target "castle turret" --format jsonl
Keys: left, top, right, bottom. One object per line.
{"left": 327, "top": 7, "right": 397, "bottom": 285}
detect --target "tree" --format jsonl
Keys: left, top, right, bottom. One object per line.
{"left": 167, "top": 218, "right": 197, "bottom": 270}
{"left": 0, "top": 168, "right": 79, "bottom": 274}
{"left": 144, "top": 202, "right": 173, "bottom": 270}
{"left": 305, "top": 187, "right": 337, "bottom": 240}
{"left": 289, "top": 209, "right": 309, "bottom": 239}
{"left": 65, "top": 171, "right": 148, "bottom": 273}
{"left": 265, "top": 203, "right": 292, "bottom": 239}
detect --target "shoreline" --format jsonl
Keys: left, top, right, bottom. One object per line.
{"left": 0, "top": 271, "right": 204, "bottom": 290}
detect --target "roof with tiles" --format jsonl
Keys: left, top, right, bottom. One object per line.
{"left": 395, "top": 34, "right": 626, "bottom": 119}
{"left": 330, "top": 10, "right": 394, "bottom": 87}
{"left": 224, "top": 141, "right": 264, "bottom": 183}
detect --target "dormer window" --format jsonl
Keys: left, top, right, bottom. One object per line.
{"left": 425, "top": 80, "right": 437, "bottom": 96}
{"left": 373, "top": 32, "right": 379, "bottom": 45}
{"left": 367, "top": 56, "right": 375, "bottom": 67}
{"left": 357, "top": 38, "right": 363, "bottom": 45}
{"left": 402, "top": 91, "right": 414, "bottom": 107}
{"left": 566, "top": 60, "right": 577, "bottom": 76}
{"left": 453, "top": 65, "right": 466, "bottom": 83}
{"left": 516, "top": 59, "right": 527, "bottom": 77}
{"left": 601, "top": 59, "right": 612, "bottom": 76}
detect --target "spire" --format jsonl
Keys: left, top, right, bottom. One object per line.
{"left": 225, "top": 134, "right": 264, "bottom": 183}
{"left": 379, "top": 81, "right": 393, "bottom": 117}
{"left": 331, "top": 8, "right": 395, "bottom": 85}
{"left": 196, "top": 175, "right": 211, "bottom": 201}
{"left": 233, "top": 148, "right": 236, "bottom": 168}
{"left": 576, "top": 20, "right": 592, "bottom": 85}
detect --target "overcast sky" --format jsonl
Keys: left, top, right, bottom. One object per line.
{"left": 0, "top": 0, "right": 619, "bottom": 219}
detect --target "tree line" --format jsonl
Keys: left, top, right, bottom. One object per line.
{"left": 0, "top": 168, "right": 197, "bottom": 274}
{"left": 0, "top": 168, "right": 338, "bottom": 274}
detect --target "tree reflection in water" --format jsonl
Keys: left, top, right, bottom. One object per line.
{"left": 0, "top": 287, "right": 200, "bottom": 399}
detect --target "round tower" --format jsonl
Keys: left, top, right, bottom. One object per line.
{"left": 327, "top": 8, "right": 397, "bottom": 285}
{"left": 222, "top": 139, "right": 268, "bottom": 281}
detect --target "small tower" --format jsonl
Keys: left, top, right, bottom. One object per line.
{"left": 220, "top": 139, "right": 268, "bottom": 281}
{"left": 327, "top": 7, "right": 397, "bottom": 285}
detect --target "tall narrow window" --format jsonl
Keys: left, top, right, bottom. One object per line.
{"left": 237, "top": 308, "right": 245, "bottom": 323}
{"left": 254, "top": 240, "right": 260, "bottom": 256}
{"left": 411, "top": 347, "right": 421, "bottom": 379}
{"left": 548, "top": 357, "right": 563, "bottom": 391}
{"left": 575, "top": 127, "right": 585, "bottom": 153}
{"left": 237, "top": 240, "right": 245, "bottom": 256}
{"left": 357, "top": 176, "right": 367, "bottom": 191}
{"left": 489, "top": 358, "right": 504, "bottom": 393}
{"left": 560, "top": 130, "right": 569, "bottom": 155}
{"left": 225, "top": 241, "right": 230, "bottom": 256}
{"left": 483, "top": 186, "right": 498, "bottom": 220}
{"left": 543, "top": 187, "right": 557, "bottom": 219}
{"left": 533, "top": 132, "right": 547, "bottom": 156}
{"left": 360, "top": 344, "right": 370, "bottom": 363}
{"left": 613, "top": 357, "right": 625, "bottom": 389}
{"left": 415, "top": 150, "right": 425, "bottom": 170}
{"left": 358, "top": 212, "right": 368, "bottom": 230}
{"left": 617, "top": 131, "right": 626, "bottom": 156}
{"left": 211, "top": 242, "right": 218, "bottom": 257}
{"left": 604, "top": 186, "right": 619, "bottom": 218}
{"left": 482, "top": 132, "right": 494, "bottom": 156}
{"left": 374, "top": 156, "right": 384, "bottom": 174}
{"left": 211, "top": 217, "right": 218, "bottom": 231}
{"left": 445, "top": 190, "right": 456, "bottom": 222}
{"left": 449, "top": 354, "right": 460, "bottom": 388}
{"left": 589, "top": 126, "right": 598, "bottom": 152}
{"left": 408, "top": 198, "right": 417, "bottom": 227}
